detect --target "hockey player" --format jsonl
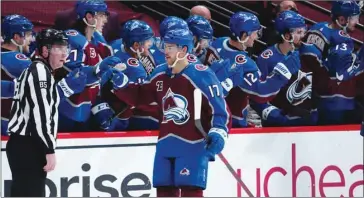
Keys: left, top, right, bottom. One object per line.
{"left": 57, "top": 0, "right": 122, "bottom": 132}
{"left": 94, "top": 20, "right": 151, "bottom": 131}
{"left": 316, "top": 43, "right": 363, "bottom": 125}
{"left": 303, "top": 0, "right": 360, "bottom": 60}
{"left": 100, "top": 19, "right": 201, "bottom": 131}
{"left": 209, "top": 12, "right": 300, "bottom": 127}
{"left": 186, "top": 15, "right": 214, "bottom": 64}
{"left": 1, "top": 15, "right": 33, "bottom": 135}
{"left": 150, "top": 16, "right": 191, "bottom": 66}
{"left": 251, "top": 10, "right": 318, "bottom": 126}
{"left": 112, "top": 28, "right": 231, "bottom": 196}
{"left": 1, "top": 15, "right": 85, "bottom": 135}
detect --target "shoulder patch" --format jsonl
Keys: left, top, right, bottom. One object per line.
{"left": 127, "top": 58, "right": 139, "bottom": 67}
{"left": 187, "top": 54, "right": 198, "bottom": 63}
{"left": 338, "top": 30, "right": 350, "bottom": 38}
{"left": 66, "top": 30, "right": 79, "bottom": 36}
{"left": 261, "top": 49, "right": 274, "bottom": 59}
{"left": 195, "top": 64, "right": 208, "bottom": 71}
{"left": 235, "top": 54, "right": 247, "bottom": 64}
{"left": 15, "top": 53, "right": 29, "bottom": 60}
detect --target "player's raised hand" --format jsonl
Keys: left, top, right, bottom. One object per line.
{"left": 210, "top": 59, "right": 231, "bottom": 81}
{"left": 95, "top": 56, "right": 122, "bottom": 76}
{"left": 111, "top": 69, "right": 129, "bottom": 90}
{"left": 205, "top": 128, "right": 228, "bottom": 158}
{"left": 274, "top": 51, "right": 301, "bottom": 80}
{"left": 58, "top": 68, "right": 87, "bottom": 97}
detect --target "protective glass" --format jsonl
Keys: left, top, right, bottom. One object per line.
{"left": 198, "top": 39, "right": 211, "bottom": 49}
{"left": 50, "top": 45, "right": 70, "bottom": 55}
{"left": 348, "top": 15, "right": 360, "bottom": 26}
{"left": 95, "top": 11, "right": 109, "bottom": 18}
{"left": 24, "top": 31, "right": 34, "bottom": 44}
{"left": 256, "top": 28, "right": 263, "bottom": 39}
{"left": 290, "top": 26, "right": 307, "bottom": 38}
{"left": 142, "top": 37, "right": 155, "bottom": 50}
{"left": 164, "top": 44, "right": 181, "bottom": 54}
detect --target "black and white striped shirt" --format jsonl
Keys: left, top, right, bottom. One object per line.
{"left": 7, "top": 59, "right": 60, "bottom": 154}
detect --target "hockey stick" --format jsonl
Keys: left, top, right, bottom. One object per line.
{"left": 193, "top": 89, "right": 254, "bottom": 197}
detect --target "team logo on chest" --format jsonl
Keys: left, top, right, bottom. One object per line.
{"left": 286, "top": 70, "right": 313, "bottom": 106}
{"left": 161, "top": 88, "right": 190, "bottom": 125}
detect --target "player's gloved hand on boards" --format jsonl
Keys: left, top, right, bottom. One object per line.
{"left": 360, "top": 121, "right": 364, "bottom": 137}
{"left": 91, "top": 100, "right": 115, "bottom": 131}
{"left": 210, "top": 59, "right": 231, "bottom": 81}
{"left": 110, "top": 69, "right": 129, "bottom": 90}
{"left": 57, "top": 68, "right": 87, "bottom": 98}
{"left": 274, "top": 51, "right": 301, "bottom": 80}
{"left": 205, "top": 127, "right": 228, "bottom": 161}
{"left": 94, "top": 56, "right": 122, "bottom": 77}
{"left": 100, "top": 68, "right": 129, "bottom": 90}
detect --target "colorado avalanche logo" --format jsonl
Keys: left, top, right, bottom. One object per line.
{"left": 15, "top": 53, "right": 29, "bottom": 60}
{"left": 235, "top": 54, "right": 247, "bottom": 64}
{"left": 338, "top": 30, "right": 350, "bottom": 38}
{"left": 286, "top": 70, "right": 313, "bottom": 106}
{"left": 261, "top": 49, "right": 273, "bottom": 59}
{"left": 187, "top": 54, "right": 198, "bottom": 63}
{"left": 66, "top": 30, "right": 78, "bottom": 36}
{"left": 195, "top": 64, "right": 208, "bottom": 71}
{"left": 127, "top": 58, "right": 139, "bottom": 67}
{"left": 162, "top": 88, "right": 190, "bottom": 125}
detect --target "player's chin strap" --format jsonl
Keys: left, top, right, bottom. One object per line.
{"left": 83, "top": 17, "right": 97, "bottom": 30}
{"left": 335, "top": 19, "right": 349, "bottom": 33}
{"left": 236, "top": 36, "right": 249, "bottom": 51}
{"left": 193, "top": 41, "right": 201, "bottom": 54}
{"left": 10, "top": 38, "right": 25, "bottom": 53}
{"left": 281, "top": 34, "right": 295, "bottom": 52}
{"left": 169, "top": 52, "right": 188, "bottom": 68}
{"left": 129, "top": 46, "right": 144, "bottom": 59}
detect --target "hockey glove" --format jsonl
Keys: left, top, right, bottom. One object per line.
{"left": 210, "top": 59, "right": 231, "bottom": 81}
{"left": 100, "top": 68, "right": 129, "bottom": 90}
{"left": 206, "top": 128, "right": 228, "bottom": 160}
{"left": 111, "top": 69, "right": 129, "bottom": 90}
{"left": 361, "top": 121, "right": 364, "bottom": 137}
{"left": 91, "top": 100, "right": 115, "bottom": 131}
{"left": 57, "top": 68, "right": 87, "bottom": 98}
{"left": 274, "top": 51, "right": 300, "bottom": 80}
{"left": 94, "top": 56, "right": 122, "bottom": 77}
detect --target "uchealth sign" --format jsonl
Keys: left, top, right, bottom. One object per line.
{"left": 1, "top": 126, "right": 363, "bottom": 197}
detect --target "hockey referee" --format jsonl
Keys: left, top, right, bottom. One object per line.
{"left": 6, "top": 28, "right": 69, "bottom": 196}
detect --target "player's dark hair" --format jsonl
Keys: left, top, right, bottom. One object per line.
{"left": 229, "top": 31, "right": 245, "bottom": 42}
{"left": 276, "top": 29, "right": 292, "bottom": 44}
{"left": 72, "top": 11, "right": 94, "bottom": 35}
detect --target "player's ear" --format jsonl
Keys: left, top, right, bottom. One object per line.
{"left": 41, "top": 46, "right": 49, "bottom": 59}
{"left": 284, "top": 32, "right": 291, "bottom": 41}
{"left": 183, "top": 46, "right": 188, "bottom": 54}
{"left": 337, "top": 16, "right": 347, "bottom": 25}
{"left": 132, "top": 42, "right": 140, "bottom": 50}
{"left": 85, "top": 12, "right": 94, "bottom": 23}
{"left": 240, "top": 32, "right": 248, "bottom": 42}
{"left": 12, "top": 33, "right": 22, "bottom": 43}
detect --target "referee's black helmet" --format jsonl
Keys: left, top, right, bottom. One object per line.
{"left": 36, "top": 28, "right": 68, "bottom": 51}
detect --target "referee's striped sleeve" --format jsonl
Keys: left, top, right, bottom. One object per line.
{"left": 28, "top": 63, "right": 57, "bottom": 154}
